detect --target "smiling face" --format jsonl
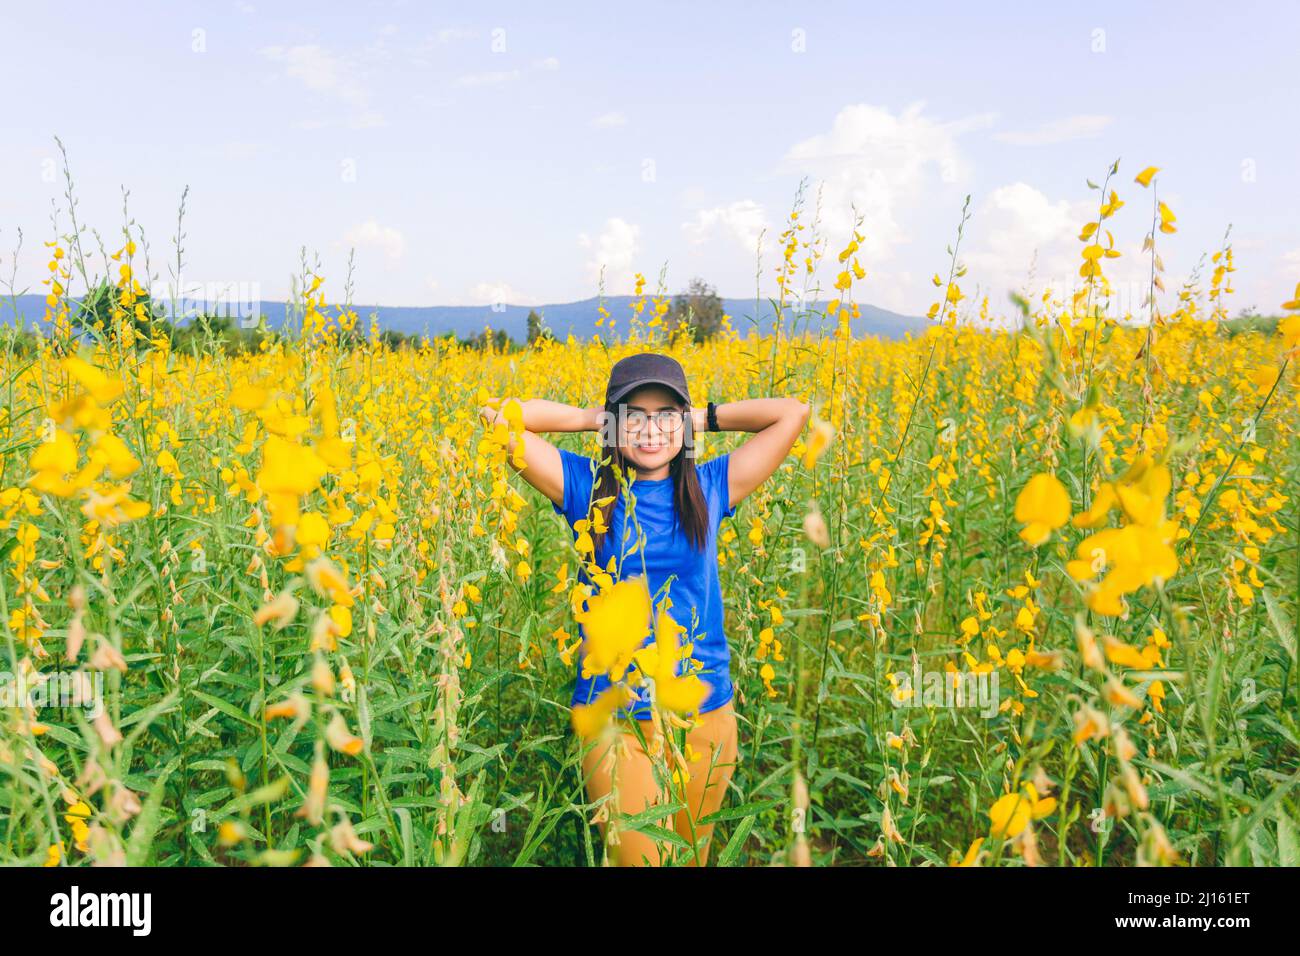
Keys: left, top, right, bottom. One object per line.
{"left": 615, "top": 385, "right": 688, "bottom": 477}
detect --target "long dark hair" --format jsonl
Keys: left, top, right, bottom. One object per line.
{"left": 590, "top": 395, "right": 710, "bottom": 554}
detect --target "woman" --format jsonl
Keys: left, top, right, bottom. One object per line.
{"left": 481, "top": 352, "right": 809, "bottom": 865}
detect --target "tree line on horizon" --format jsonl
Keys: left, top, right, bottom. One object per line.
{"left": 3, "top": 276, "right": 1278, "bottom": 356}
{"left": 2, "top": 276, "right": 733, "bottom": 356}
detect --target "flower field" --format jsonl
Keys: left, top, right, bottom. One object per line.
{"left": 2, "top": 166, "right": 1298, "bottom": 867}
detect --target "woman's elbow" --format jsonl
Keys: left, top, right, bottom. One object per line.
{"left": 790, "top": 399, "right": 812, "bottom": 425}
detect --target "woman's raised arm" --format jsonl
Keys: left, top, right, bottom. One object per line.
{"left": 700, "top": 397, "right": 811, "bottom": 509}
{"left": 478, "top": 398, "right": 602, "bottom": 509}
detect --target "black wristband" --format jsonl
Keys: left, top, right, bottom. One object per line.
{"left": 706, "top": 401, "right": 720, "bottom": 433}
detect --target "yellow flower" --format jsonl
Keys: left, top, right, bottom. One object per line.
{"left": 328, "top": 604, "right": 353, "bottom": 638}
{"left": 92, "top": 433, "right": 141, "bottom": 479}
{"left": 1251, "top": 364, "right": 1280, "bottom": 397}
{"left": 1279, "top": 313, "right": 1300, "bottom": 350}
{"left": 265, "top": 694, "right": 310, "bottom": 721}
{"left": 1105, "top": 677, "right": 1143, "bottom": 709}
{"left": 1072, "top": 482, "right": 1117, "bottom": 529}
{"left": 1014, "top": 473, "right": 1071, "bottom": 546}
{"left": 303, "top": 748, "right": 328, "bottom": 826}
{"left": 570, "top": 685, "right": 628, "bottom": 739}
{"left": 156, "top": 449, "right": 182, "bottom": 480}
{"left": 29, "top": 430, "right": 79, "bottom": 496}
{"left": 81, "top": 484, "right": 150, "bottom": 526}
{"left": 218, "top": 820, "right": 246, "bottom": 847}
{"left": 231, "top": 384, "right": 269, "bottom": 410}
{"left": 307, "top": 557, "right": 354, "bottom": 606}
{"left": 1158, "top": 201, "right": 1177, "bottom": 234}
{"left": 63, "top": 355, "right": 125, "bottom": 404}
{"left": 1102, "top": 634, "right": 1160, "bottom": 669}
{"left": 257, "top": 435, "right": 327, "bottom": 498}
{"left": 1068, "top": 523, "right": 1178, "bottom": 617}
{"left": 1134, "top": 166, "right": 1160, "bottom": 187}
{"left": 325, "top": 711, "right": 363, "bottom": 756}
{"left": 951, "top": 837, "right": 985, "bottom": 867}
{"left": 1283, "top": 282, "right": 1300, "bottom": 312}
{"left": 296, "top": 511, "right": 331, "bottom": 552}
{"left": 1113, "top": 457, "right": 1170, "bottom": 526}
{"left": 1148, "top": 679, "right": 1167, "bottom": 714}
{"left": 644, "top": 607, "right": 708, "bottom": 715}
{"left": 576, "top": 577, "right": 652, "bottom": 681}
{"left": 802, "top": 413, "right": 834, "bottom": 469}
{"left": 1073, "top": 704, "right": 1109, "bottom": 744}
{"left": 988, "top": 783, "right": 1056, "bottom": 838}
{"left": 254, "top": 591, "right": 299, "bottom": 629}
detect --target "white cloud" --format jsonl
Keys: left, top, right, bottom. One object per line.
{"left": 221, "top": 141, "right": 262, "bottom": 161}
{"left": 984, "top": 183, "right": 1080, "bottom": 246}
{"left": 454, "top": 69, "right": 521, "bottom": 88}
{"left": 579, "top": 218, "right": 640, "bottom": 291}
{"left": 455, "top": 57, "right": 553, "bottom": 89}
{"left": 410, "top": 29, "right": 476, "bottom": 66}
{"left": 435, "top": 28, "right": 476, "bottom": 44}
{"left": 873, "top": 269, "right": 916, "bottom": 313}
{"left": 263, "top": 44, "right": 349, "bottom": 95}
{"left": 783, "top": 102, "right": 993, "bottom": 260}
{"left": 963, "top": 182, "right": 1164, "bottom": 317}
{"left": 683, "top": 200, "right": 769, "bottom": 254}
{"left": 261, "top": 44, "right": 385, "bottom": 128}
{"left": 962, "top": 183, "right": 1086, "bottom": 293}
{"left": 346, "top": 220, "right": 406, "bottom": 261}
{"left": 592, "top": 111, "right": 628, "bottom": 128}
{"left": 995, "top": 115, "right": 1113, "bottom": 147}
{"left": 1270, "top": 249, "right": 1300, "bottom": 310}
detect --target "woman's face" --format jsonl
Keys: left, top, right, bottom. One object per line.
{"left": 615, "top": 385, "right": 687, "bottom": 473}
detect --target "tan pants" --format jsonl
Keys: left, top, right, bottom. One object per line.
{"left": 580, "top": 702, "right": 739, "bottom": 866}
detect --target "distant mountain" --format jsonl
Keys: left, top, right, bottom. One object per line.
{"left": 0, "top": 294, "right": 924, "bottom": 341}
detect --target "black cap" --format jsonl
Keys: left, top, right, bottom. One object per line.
{"left": 605, "top": 353, "right": 692, "bottom": 407}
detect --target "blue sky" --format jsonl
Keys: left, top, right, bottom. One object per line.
{"left": 2, "top": 0, "right": 1296, "bottom": 317}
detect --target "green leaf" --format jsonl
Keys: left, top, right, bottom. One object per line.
{"left": 620, "top": 800, "right": 685, "bottom": 829}
{"left": 1263, "top": 589, "right": 1297, "bottom": 664}
{"left": 126, "top": 758, "right": 180, "bottom": 866}
{"left": 191, "top": 689, "right": 258, "bottom": 728}
{"left": 221, "top": 776, "right": 290, "bottom": 816}
{"left": 716, "top": 815, "right": 756, "bottom": 867}
{"left": 357, "top": 685, "right": 372, "bottom": 752}
{"left": 699, "top": 799, "right": 781, "bottom": 826}
{"left": 629, "top": 823, "right": 690, "bottom": 851}
{"left": 1277, "top": 809, "right": 1299, "bottom": 867}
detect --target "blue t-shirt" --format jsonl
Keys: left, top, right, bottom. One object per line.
{"left": 551, "top": 447, "right": 737, "bottom": 720}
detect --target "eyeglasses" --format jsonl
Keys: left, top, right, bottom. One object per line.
{"left": 622, "top": 409, "right": 684, "bottom": 434}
